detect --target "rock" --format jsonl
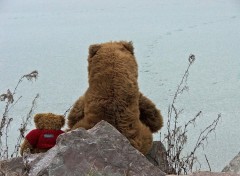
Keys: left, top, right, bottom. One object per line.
{"left": 29, "top": 120, "right": 165, "bottom": 176}
{"left": 222, "top": 152, "right": 240, "bottom": 174}
{"left": 146, "top": 141, "right": 176, "bottom": 174}
{"left": 0, "top": 156, "right": 24, "bottom": 175}
{"left": 187, "top": 171, "right": 240, "bottom": 176}
{"left": 166, "top": 171, "right": 240, "bottom": 176}
{"left": 0, "top": 153, "right": 41, "bottom": 175}
{"left": 2, "top": 121, "right": 240, "bottom": 176}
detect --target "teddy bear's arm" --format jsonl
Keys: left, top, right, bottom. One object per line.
{"left": 20, "top": 139, "right": 33, "bottom": 156}
{"left": 67, "top": 95, "right": 85, "bottom": 129}
{"left": 139, "top": 93, "right": 163, "bottom": 133}
{"left": 20, "top": 129, "right": 41, "bottom": 156}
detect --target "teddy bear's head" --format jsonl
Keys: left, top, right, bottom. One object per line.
{"left": 34, "top": 113, "right": 65, "bottom": 130}
{"left": 87, "top": 41, "right": 138, "bottom": 81}
{"left": 88, "top": 41, "right": 134, "bottom": 58}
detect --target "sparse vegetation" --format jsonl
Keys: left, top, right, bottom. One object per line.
{"left": 162, "top": 54, "right": 221, "bottom": 175}
{"left": 0, "top": 70, "right": 39, "bottom": 160}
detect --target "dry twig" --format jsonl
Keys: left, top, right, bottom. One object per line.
{"left": 162, "top": 55, "right": 220, "bottom": 174}
{"left": 11, "top": 94, "right": 39, "bottom": 158}
{"left": 0, "top": 70, "right": 39, "bottom": 159}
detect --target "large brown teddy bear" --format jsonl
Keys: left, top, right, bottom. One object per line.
{"left": 20, "top": 113, "right": 65, "bottom": 156}
{"left": 68, "top": 41, "right": 163, "bottom": 155}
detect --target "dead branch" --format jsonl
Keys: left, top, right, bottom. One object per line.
{"left": 0, "top": 70, "right": 39, "bottom": 159}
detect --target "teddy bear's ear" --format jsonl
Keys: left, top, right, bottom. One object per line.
{"left": 34, "top": 113, "right": 42, "bottom": 124}
{"left": 89, "top": 44, "right": 101, "bottom": 58}
{"left": 122, "top": 41, "right": 134, "bottom": 55}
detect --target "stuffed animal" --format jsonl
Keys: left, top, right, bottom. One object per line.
{"left": 20, "top": 113, "right": 65, "bottom": 156}
{"left": 67, "top": 41, "right": 163, "bottom": 155}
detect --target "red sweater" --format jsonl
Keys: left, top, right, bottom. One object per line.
{"left": 26, "top": 129, "right": 64, "bottom": 149}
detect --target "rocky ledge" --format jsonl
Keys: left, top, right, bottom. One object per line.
{"left": 0, "top": 121, "right": 166, "bottom": 176}
{"left": 0, "top": 120, "right": 240, "bottom": 176}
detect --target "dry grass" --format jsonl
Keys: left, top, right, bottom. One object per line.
{"left": 0, "top": 71, "right": 39, "bottom": 160}
{"left": 162, "top": 54, "right": 221, "bottom": 175}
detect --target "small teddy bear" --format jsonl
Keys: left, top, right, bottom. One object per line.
{"left": 20, "top": 113, "right": 65, "bottom": 156}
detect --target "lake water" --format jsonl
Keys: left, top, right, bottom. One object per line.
{"left": 0, "top": 0, "right": 240, "bottom": 172}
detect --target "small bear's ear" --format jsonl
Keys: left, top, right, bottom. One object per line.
{"left": 122, "top": 41, "right": 134, "bottom": 55}
{"left": 89, "top": 44, "right": 101, "bottom": 58}
{"left": 34, "top": 113, "right": 42, "bottom": 124}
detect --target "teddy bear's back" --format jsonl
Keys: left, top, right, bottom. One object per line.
{"left": 85, "top": 42, "right": 141, "bottom": 127}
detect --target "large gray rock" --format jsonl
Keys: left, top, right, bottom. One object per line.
{"left": 1, "top": 123, "right": 240, "bottom": 176}
{"left": 29, "top": 120, "right": 165, "bottom": 176}
{"left": 146, "top": 141, "right": 176, "bottom": 174}
{"left": 222, "top": 152, "right": 240, "bottom": 174}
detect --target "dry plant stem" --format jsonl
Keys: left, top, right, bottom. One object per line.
{"left": 0, "top": 91, "right": 15, "bottom": 159}
{"left": 167, "top": 54, "right": 195, "bottom": 142}
{"left": 8, "top": 96, "right": 22, "bottom": 112}
{"left": 163, "top": 54, "right": 221, "bottom": 175}
{"left": 22, "top": 149, "right": 31, "bottom": 175}
{"left": 11, "top": 94, "right": 39, "bottom": 158}
{"left": 192, "top": 114, "right": 221, "bottom": 155}
{"left": 0, "top": 71, "right": 38, "bottom": 136}
{"left": 0, "top": 71, "right": 38, "bottom": 137}
{"left": 0, "top": 70, "right": 38, "bottom": 159}
{"left": 164, "top": 54, "right": 196, "bottom": 174}
{"left": 183, "top": 113, "right": 221, "bottom": 173}
{"left": 0, "top": 90, "right": 13, "bottom": 137}
{"left": 4, "top": 118, "right": 13, "bottom": 159}
{"left": 205, "top": 154, "right": 211, "bottom": 172}
{"left": 12, "top": 70, "right": 38, "bottom": 97}
{"left": 63, "top": 104, "right": 73, "bottom": 117}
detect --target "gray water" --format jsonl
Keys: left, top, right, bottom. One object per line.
{"left": 1, "top": 0, "right": 240, "bottom": 172}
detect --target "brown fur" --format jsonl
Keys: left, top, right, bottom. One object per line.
{"left": 20, "top": 113, "right": 65, "bottom": 156}
{"left": 139, "top": 93, "right": 163, "bottom": 133}
{"left": 68, "top": 41, "right": 163, "bottom": 155}
{"left": 68, "top": 93, "right": 163, "bottom": 132}
{"left": 20, "top": 140, "right": 48, "bottom": 155}
{"left": 67, "top": 96, "right": 85, "bottom": 129}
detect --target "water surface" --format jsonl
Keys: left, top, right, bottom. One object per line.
{"left": 0, "top": 0, "right": 240, "bottom": 171}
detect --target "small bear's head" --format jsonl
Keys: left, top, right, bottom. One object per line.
{"left": 34, "top": 113, "right": 65, "bottom": 130}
